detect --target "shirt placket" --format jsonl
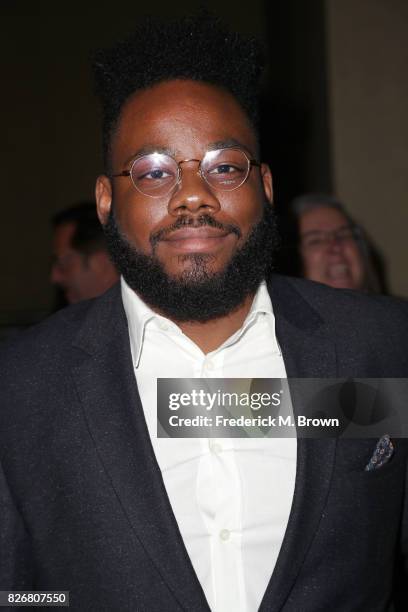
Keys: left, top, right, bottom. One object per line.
{"left": 195, "top": 352, "right": 247, "bottom": 611}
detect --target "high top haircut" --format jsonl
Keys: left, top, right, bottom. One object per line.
{"left": 92, "top": 12, "right": 264, "bottom": 173}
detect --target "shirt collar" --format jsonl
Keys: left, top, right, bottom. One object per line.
{"left": 121, "top": 276, "right": 280, "bottom": 368}
{"left": 247, "top": 280, "right": 274, "bottom": 319}
{"left": 121, "top": 276, "right": 156, "bottom": 368}
{"left": 218, "top": 280, "right": 280, "bottom": 353}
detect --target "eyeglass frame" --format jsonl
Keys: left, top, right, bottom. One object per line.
{"left": 300, "top": 224, "right": 362, "bottom": 250}
{"left": 110, "top": 146, "right": 261, "bottom": 198}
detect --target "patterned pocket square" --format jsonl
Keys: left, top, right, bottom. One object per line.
{"left": 365, "top": 434, "right": 394, "bottom": 471}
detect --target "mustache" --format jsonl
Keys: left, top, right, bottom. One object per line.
{"left": 150, "top": 214, "right": 242, "bottom": 247}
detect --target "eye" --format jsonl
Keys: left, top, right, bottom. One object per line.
{"left": 131, "top": 154, "right": 178, "bottom": 184}
{"left": 139, "top": 168, "right": 172, "bottom": 180}
{"left": 208, "top": 163, "right": 241, "bottom": 175}
{"left": 336, "top": 228, "right": 355, "bottom": 241}
{"left": 302, "top": 234, "right": 325, "bottom": 248}
{"left": 205, "top": 163, "right": 247, "bottom": 186}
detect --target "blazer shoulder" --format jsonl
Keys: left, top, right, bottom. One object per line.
{"left": 0, "top": 283, "right": 122, "bottom": 371}
{"left": 0, "top": 299, "right": 92, "bottom": 366}
{"left": 269, "top": 275, "right": 408, "bottom": 369}
{"left": 275, "top": 275, "right": 408, "bottom": 328}
{"left": 0, "top": 287, "right": 122, "bottom": 417}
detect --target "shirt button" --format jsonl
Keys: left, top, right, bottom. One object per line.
{"left": 219, "top": 529, "right": 230, "bottom": 542}
{"left": 158, "top": 320, "right": 169, "bottom": 331}
{"left": 209, "top": 441, "right": 222, "bottom": 454}
{"left": 205, "top": 360, "right": 214, "bottom": 370}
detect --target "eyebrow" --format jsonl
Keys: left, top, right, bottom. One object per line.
{"left": 124, "top": 145, "right": 177, "bottom": 166}
{"left": 206, "top": 139, "right": 255, "bottom": 157}
{"left": 300, "top": 225, "right": 353, "bottom": 238}
{"left": 124, "top": 138, "right": 256, "bottom": 166}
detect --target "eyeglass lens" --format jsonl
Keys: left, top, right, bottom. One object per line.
{"left": 129, "top": 149, "right": 250, "bottom": 197}
{"left": 301, "top": 226, "right": 358, "bottom": 249}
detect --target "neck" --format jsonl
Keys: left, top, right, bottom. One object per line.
{"left": 174, "top": 293, "right": 255, "bottom": 354}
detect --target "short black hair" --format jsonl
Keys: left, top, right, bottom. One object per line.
{"left": 52, "top": 202, "right": 108, "bottom": 257}
{"left": 92, "top": 12, "right": 264, "bottom": 172}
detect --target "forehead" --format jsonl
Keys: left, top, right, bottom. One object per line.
{"left": 110, "top": 80, "right": 258, "bottom": 164}
{"left": 300, "top": 206, "right": 349, "bottom": 232}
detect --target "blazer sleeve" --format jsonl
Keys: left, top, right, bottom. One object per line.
{"left": 0, "top": 458, "right": 34, "bottom": 589}
{"left": 393, "top": 454, "right": 408, "bottom": 610}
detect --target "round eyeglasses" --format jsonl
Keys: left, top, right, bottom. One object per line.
{"left": 111, "top": 147, "right": 261, "bottom": 198}
{"left": 300, "top": 225, "right": 361, "bottom": 250}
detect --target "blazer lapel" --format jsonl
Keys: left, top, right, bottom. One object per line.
{"left": 259, "top": 277, "right": 338, "bottom": 611}
{"left": 71, "top": 287, "right": 210, "bottom": 612}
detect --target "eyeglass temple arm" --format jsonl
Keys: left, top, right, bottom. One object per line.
{"left": 111, "top": 170, "right": 131, "bottom": 178}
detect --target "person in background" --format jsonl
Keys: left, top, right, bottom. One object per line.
{"left": 288, "top": 194, "right": 382, "bottom": 292}
{"left": 51, "top": 202, "right": 119, "bottom": 304}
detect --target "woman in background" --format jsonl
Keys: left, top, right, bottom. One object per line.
{"left": 279, "top": 193, "right": 384, "bottom": 293}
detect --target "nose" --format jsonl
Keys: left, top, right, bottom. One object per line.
{"left": 326, "top": 234, "right": 344, "bottom": 253}
{"left": 50, "top": 259, "right": 68, "bottom": 287}
{"left": 167, "top": 161, "right": 221, "bottom": 217}
{"left": 50, "top": 263, "right": 63, "bottom": 285}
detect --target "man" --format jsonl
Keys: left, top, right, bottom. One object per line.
{"left": 1, "top": 14, "right": 408, "bottom": 611}
{"left": 51, "top": 202, "right": 119, "bottom": 304}
{"left": 289, "top": 193, "right": 381, "bottom": 291}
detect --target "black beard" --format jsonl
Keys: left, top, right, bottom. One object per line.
{"left": 103, "top": 203, "right": 280, "bottom": 322}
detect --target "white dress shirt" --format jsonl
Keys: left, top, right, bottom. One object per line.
{"left": 121, "top": 277, "right": 297, "bottom": 612}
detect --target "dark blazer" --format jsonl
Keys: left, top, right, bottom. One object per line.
{"left": 1, "top": 275, "right": 408, "bottom": 611}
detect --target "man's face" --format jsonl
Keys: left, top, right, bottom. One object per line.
{"left": 96, "top": 80, "right": 275, "bottom": 320}
{"left": 299, "top": 206, "right": 365, "bottom": 290}
{"left": 51, "top": 222, "right": 91, "bottom": 304}
{"left": 51, "top": 222, "right": 113, "bottom": 304}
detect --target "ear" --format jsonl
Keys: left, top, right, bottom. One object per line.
{"left": 95, "top": 175, "right": 112, "bottom": 225}
{"left": 260, "top": 163, "right": 273, "bottom": 204}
